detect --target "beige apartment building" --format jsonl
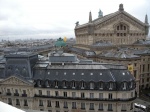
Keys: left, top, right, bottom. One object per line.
{"left": 0, "top": 51, "right": 136, "bottom": 112}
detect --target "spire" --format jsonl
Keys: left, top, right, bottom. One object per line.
{"left": 119, "top": 3, "right": 124, "bottom": 11}
{"left": 98, "top": 9, "right": 103, "bottom": 18}
{"left": 145, "top": 14, "right": 148, "bottom": 24}
{"left": 89, "top": 11, "right": 92, "bottom": 23}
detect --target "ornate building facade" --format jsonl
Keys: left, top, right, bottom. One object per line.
{"left": 75, "top": 4, "right": 149, "bottom": 45}
{"left": 0, "top": 51, "right": 136, "bottom": 112}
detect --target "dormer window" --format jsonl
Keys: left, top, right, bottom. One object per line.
{"left": 45, "top": 80, "right": 50, "bottom": 87}
{"left": 63, "top": 81, "right": 67, "bottom": 88}
{"left": 99, "top": 82, "right": 103, "bottom": 89}
{"left": 90, "top": 82, "right": 94, "bottom": 89}
{"left": 123, "top": 82, "right": 127, "bottom": 90}
{"left": 109, "top": 83, "right": 113, "bottom": 90}
{"left": 37, "top": 80, "right": 41, "bottom": 87}
{"left": 81, "top": 81, "right": 85, "bottom": 89}
{"left": 130, "top": 82, "right": 133, "bottom": 89}
{"left": 54, "top": 81, "right": 58, "bottom": 88}
{"left": 72, "top": 81, "right": 76, "bottom": 89}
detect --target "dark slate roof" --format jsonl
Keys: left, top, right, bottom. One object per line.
{"left": 66, "top": 47, "right": 96, "bottom": 57}
{"left": 133, "top": 48, "right": 150, "bottom": 55}
{"left": 99, "top": 49, "right": 140, "bottom": 59}
{"left": 5, "top": 52, "right": 37, "bottom": 58}
{"left": 110, "top": 69, "right": 134, "bottom": 82}
{"left": 133, "top": 39, "right": 150, "bottom": 45}
{"left": 33, "top": 69, "right": 134, "bottom": 82}
{"left": 34, "top": 69, "right": 115, "bottom": 82}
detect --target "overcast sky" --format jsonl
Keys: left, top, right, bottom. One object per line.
{"left": 0, "top": 0, "right": 149, "bottom": 40}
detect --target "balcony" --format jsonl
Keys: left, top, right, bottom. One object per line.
{"left": 22, "top": 94, "right": 27, "bottom": 97}
{"left": 6, "top": 93, "right": 11, "bottom": 96}
{"left": 34, "top": 94, "right": 137, "bottom": 102}
{"left": 14, "top": 93, "right": 19, "bottom": 96}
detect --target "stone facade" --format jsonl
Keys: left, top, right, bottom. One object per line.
{"left": 75, "top": 4, "right": 149, "bottom": 45}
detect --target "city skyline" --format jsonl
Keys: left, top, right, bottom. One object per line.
{"left": 0, "top": 0, "right": 150, "bottom": 40}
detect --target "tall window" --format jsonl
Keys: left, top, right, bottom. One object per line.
{"left": 90, "top": 82, "right": 94, "bottom": 89}
{"left": 47, "top": 91, "right": 50, "bottom": 96}
{"left": 64, "top": 92, "right": 67, "bottom": 97}
{"left": 81, "top": 103, "right": 85, "bottom": 109}
{"left": 90, "top": 93, "right": 94, "bottom": 98}
{"left": 39, "top": 100, "right": 43, "bottom": 106}
{"left": 121, "top": 104, "right": 126, "bottom": 111}
{"left": 72, "top": 92, "right": 76, "bottom": 98}
{"left": 47, "top": 100, "right": 51, "bottom": 107}
{"left": 64, "top": 102, "right": 68, "bottom": 108}
{"left": 55, "top": 91, "right": 59, "bottom": 96}
{"left": 39, "top": 90, "right": 42, "bottom": 95}
{"left": 81, "top": 92, "right": 85, "bottom": 98}
{"left": 108, "top": 104, "right": 112, "bottom": 111}
{"left": 24, "top": 99, "right": 28, "bottom": 106}
{"left": 108, "top": 93, "right": 112, "bottom": 99}
{"left": 55, "top": 101, "right": 59, "bottom": 108}
{"left": 72, "top": 102, "right": 76, "bottom": 109}
{"left": 99, "top": 93, "right": 103, "bottom": 99}
{"left": 16, "top": 99, "right": 20, "bottom": 105}
{"left": 8, "top": 98, "right": 12, "bottom": 105}
{"left": 99, "top": 103, "right": 103, "bottom": 110}
{"left": 89, "top": 103, "right": 94, "bottom": 110}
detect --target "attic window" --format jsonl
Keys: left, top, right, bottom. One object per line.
{"left": 90, "top": 73, "right": 93, "bottom": 75}
{"left": 122, "top": 72, "right": 125, "bottom": 75}
{"left": 81, "top": 73, "right": 84, "bottom": 75}
{"left": 100, "top": 73, "right": 102, "bottom": 75}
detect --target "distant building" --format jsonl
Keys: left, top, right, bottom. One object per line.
{"left": 75, "top": 4, "right": 149, "bottom": 45}
{"left": 0, "top": 51, "right": 136, "bottom": 112}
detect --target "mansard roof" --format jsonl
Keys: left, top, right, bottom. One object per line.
{"left": 33, "top": 67, "right": 134, "bottom": 83}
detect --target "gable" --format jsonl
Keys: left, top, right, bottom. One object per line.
{"left": 0, "top": 76, "right": 33, "bottom": 86}
{"left": 94, "top": 12, "right": 145, "bottom": 33}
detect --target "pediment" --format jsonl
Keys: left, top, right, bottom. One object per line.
{"left": 94, "top": 11, "right": 145, "bottom": 32}
{"left": 0, "top": 76, "right": 33, "bottom": 86}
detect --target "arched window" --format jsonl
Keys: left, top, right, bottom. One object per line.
{"left": 130, "top": 81, "right": 133, "bottom": 89}
{"left": 115, "top": 23, "right": 128, "bottom": 37}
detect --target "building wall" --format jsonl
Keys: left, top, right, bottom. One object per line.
{"left": 0, "top": 76, "right": 135, "bottom": 112}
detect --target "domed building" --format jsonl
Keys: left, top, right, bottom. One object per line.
{"left": 0, "top": 51, "right": 136, "bottom": 112}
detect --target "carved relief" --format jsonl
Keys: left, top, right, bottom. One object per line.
{"left": 0, "top": 76, "right": 31, "bottom": 86}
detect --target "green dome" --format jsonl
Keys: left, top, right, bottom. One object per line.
{"left": 55, "top": 38, "right": 66, "bottom": 47}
